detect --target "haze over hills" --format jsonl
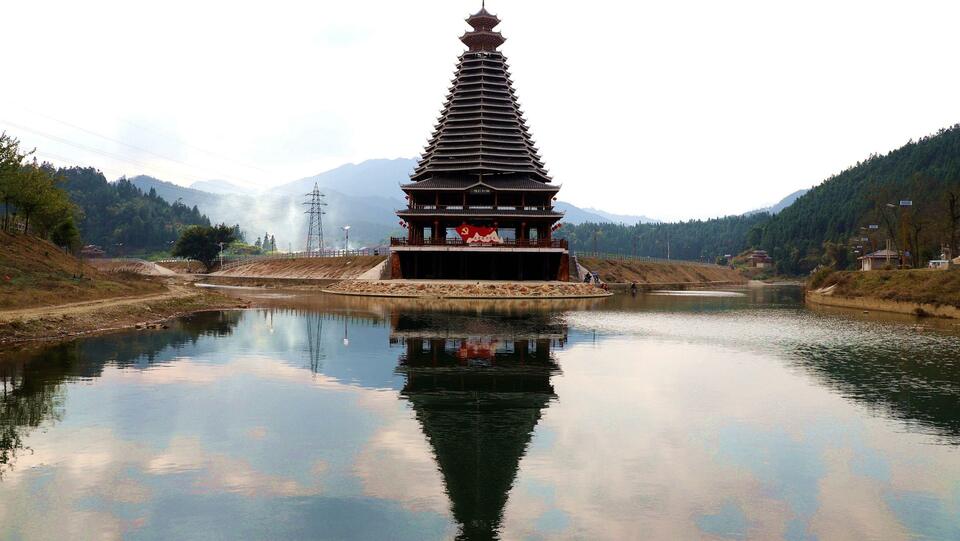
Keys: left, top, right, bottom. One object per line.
{"left": 189, "top": 179, "right": 257, "bottom": 195}
{"left": 129, "top": 155, "right": 813, "bottom": 251}
{"left": 131, "top": 158, "right": 724, "bottom": 248}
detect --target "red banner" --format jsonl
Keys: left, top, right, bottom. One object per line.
{"left": 457, "top": 223, "right": 503, "bottom": 244}
{"left": 457, "top": 340, "right": 497, "bottom": 360}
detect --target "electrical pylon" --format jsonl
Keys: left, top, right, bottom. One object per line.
{"left": 304, "top": 183, "right": 327, "bottom": 256}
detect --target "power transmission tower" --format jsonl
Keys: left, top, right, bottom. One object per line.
{"left": 304, "top": 183, "right": 327, "bottom": 256}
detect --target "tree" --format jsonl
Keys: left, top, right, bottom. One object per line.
{"left": 947, "top": 190, "right": 960, "bottom": 259}
{"left": 0, "top": 133, "right": 32, "bottom": 232}
{"left": 254, "top": 237, "right": 262, "bottom": 249}
{"left": 50, "top": 216, "right": 81, "bottom": 252}
{"left": 270, "top": 235, "right": 276, "bottom": 252}
{"left": 171, "top": 224, "right": 238, "bottom": 272}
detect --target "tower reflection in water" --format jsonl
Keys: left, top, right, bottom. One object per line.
{"left": 390, "top": 312, "right": 565, "bottom": 540}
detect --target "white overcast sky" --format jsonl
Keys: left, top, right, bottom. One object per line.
{"left": 1, "top": 0, "right": 958, "bottom": 221}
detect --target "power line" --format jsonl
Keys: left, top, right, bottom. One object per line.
{"left": 0, "top": 119, "right": 192, "bottom": 177}
{"left": 119, "top": 118, "right": 271, "bottom": 175}
{"left": 21, "top": 110, "right": 262, "bottom": 185}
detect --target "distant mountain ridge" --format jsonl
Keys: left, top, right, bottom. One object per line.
{"left": 752, "top": 124, "right": 960, "bottom": 273}
{"left": 128, "top": 157, "right": 807, "bottom": 250}
{"left": 189, "top": 179, "right": 257, "bottom": 195}
{"left": 745, "top": 189, "right": 809, "bottom": 216}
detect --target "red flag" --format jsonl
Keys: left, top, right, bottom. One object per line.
{"left": 456, "top": 223, "right": 503, "bottom": 244}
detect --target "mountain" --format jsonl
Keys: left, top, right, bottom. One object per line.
{"left": 582, "top": 207, "right": 658, "bottom": 225}
{"left": 131, "top": 173, "right": 403, "bottom": 249}
{"left": 189, "top": 179, "right": 258, "bottom": 195}
{"left": 553, "top": 202, "right": 609, "bottom": 225}
{"left": 270, "top": 158, "right": 416, "bottom": 200}
{"left": 745, "top": 189, "right": 809, "bottom": 216}
{"left": 752, "top": 124, "right": 960, "bottom": 273}
{"left": 62, "top": 168, "right": 210, "bottom": 254}
{"left": 131, "top": 175, "right": 221, "bottom": 210}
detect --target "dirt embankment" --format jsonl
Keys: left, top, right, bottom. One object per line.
{"left": 578, "top": 257, "right": 746, "bottom": 286}
{"left": 0, "top": 282, "right": 251, "bottom": 345}
{"left": 0, "top": 232, "right": 166, "bottom": 310}
{"left": 155, "top": 259, "right": 205, "bottom": 273}
{"left": 0, "top": 233, "right": 255, "bottom": 344}
{"left": 212, "top": 256, "right": 386, "bottom": 280}
{"left": 807, "top": 268, "right": 960, "bottom": 318}
{"left": 87, "top": 258, "right": 178, "bottom": 276}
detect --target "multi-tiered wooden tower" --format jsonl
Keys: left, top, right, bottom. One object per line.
{"left": 390, "top": 6, "right": 568, "bottom": 280}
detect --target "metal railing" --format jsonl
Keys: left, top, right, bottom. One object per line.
{"left": 390, "top": 237, "right": 568, "bottom": 249}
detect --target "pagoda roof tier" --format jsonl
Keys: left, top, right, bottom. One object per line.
{"left": 424, "top": 156, "right": 541, "bottom": 167}
{"left": 460, "top": 31, "right": 505, "bottom": 52}
{"left": 411, "top": 45, "right": 551, "bottom": 183}
{"left": 401, "top": 175, "right": 560, "bottom": 192}
{"left": 430, "top": 148, "right": 544, "bottom": 161}
{"left": 397, "top": 208, "right": 563, "bottom": 219}
{"left": 466, "top": 7, "right": 501, "bottom": 31}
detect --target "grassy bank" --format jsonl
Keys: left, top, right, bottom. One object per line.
{"left": 810, "top": 268, "right": 960, "bottom": 308}
{"left": 0, "top": 232, "right": 165, "bottom": 310}
{"left": 578, "top": 257, "right": 746, "bottom": 285}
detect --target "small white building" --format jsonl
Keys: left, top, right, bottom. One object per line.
{"left": 859, "top": 249, "right": 900, "bottom": 271}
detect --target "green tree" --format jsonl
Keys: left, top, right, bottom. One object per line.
{"left": 50, "top": 216, "right": 81, "bottom": 252}
{"left": 171, "top": 223, "right": 239, "bottom": 272}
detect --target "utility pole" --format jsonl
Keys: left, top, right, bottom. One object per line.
{"left": 343, "top": 225, "right": 351, "bottom": 253}
{"left": 218, "top": 242, "right": 225, "bottom": 269}
{"left": 304, "top": 183, "right": 327, "bottom": 256}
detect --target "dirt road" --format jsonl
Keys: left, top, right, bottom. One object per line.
{"left": 0, "top": 284, "right": 194, "bottom": 323}
{"left": 0, "top": 282, "right": 250, "bottom": 345}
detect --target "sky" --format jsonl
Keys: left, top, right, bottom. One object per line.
{"left": 1, "top": 0, "right": 959, "bottom": 221}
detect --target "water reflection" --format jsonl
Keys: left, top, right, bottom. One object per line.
{"left": 393, "top": 312, "right": 565, "bottom": 539}
{"left": 0, "top": 311, "right": 243, "bottom": 477}
{"left": 1, "top": 290, "right": 960, "bottom": 539}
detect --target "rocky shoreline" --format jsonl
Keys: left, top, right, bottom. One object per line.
{"left": 324, "top": 280, "right": 612, "bottom": 299}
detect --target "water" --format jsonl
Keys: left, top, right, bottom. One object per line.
{"left": 2, "top": 287, "right": 959, "bottom": 540}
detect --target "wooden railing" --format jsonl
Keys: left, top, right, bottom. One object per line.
{"left": 390, "top": 237, "right": 568, "bottom": 249}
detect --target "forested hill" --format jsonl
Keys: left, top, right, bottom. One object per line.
{"left": 750, "top": 124, "right": 960, "bottom": 274}
{"left": 60, "top": 167, "right": 211, "bottom": 254}
{"left": 557, "top": 213, "right": 770, "bottom": 262}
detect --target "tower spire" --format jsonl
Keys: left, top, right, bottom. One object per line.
{"left": 461, "top": 4, "right": 504, "bottom": 51}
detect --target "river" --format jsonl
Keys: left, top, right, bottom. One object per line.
{"left": 1, "top": 287, "right": 958, "bottom": 540}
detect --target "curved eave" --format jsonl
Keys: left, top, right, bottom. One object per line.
{"left": 400, "top": 180, "right": 560, "bottom": 192}
{"left": 397, "top": 208, "right": 564, "bottom": 218}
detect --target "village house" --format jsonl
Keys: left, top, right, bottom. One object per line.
{"left": 748, "top": 250, "right": 773, "bottom": 269}
{"left": 859, "top": 249, "right": 900, "bottom": 271}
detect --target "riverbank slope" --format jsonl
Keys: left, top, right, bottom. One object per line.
{"left": 0, "top": 232, "right": 249, "bottom": 345}
{"left": 578, "top": 257, "right": 746, "bottom": 287}
{"left": 212, "top": 255, "right": 386, "bottom": 280}
{"left": 806, "top": 268, "right": 960, "bottom": 318}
